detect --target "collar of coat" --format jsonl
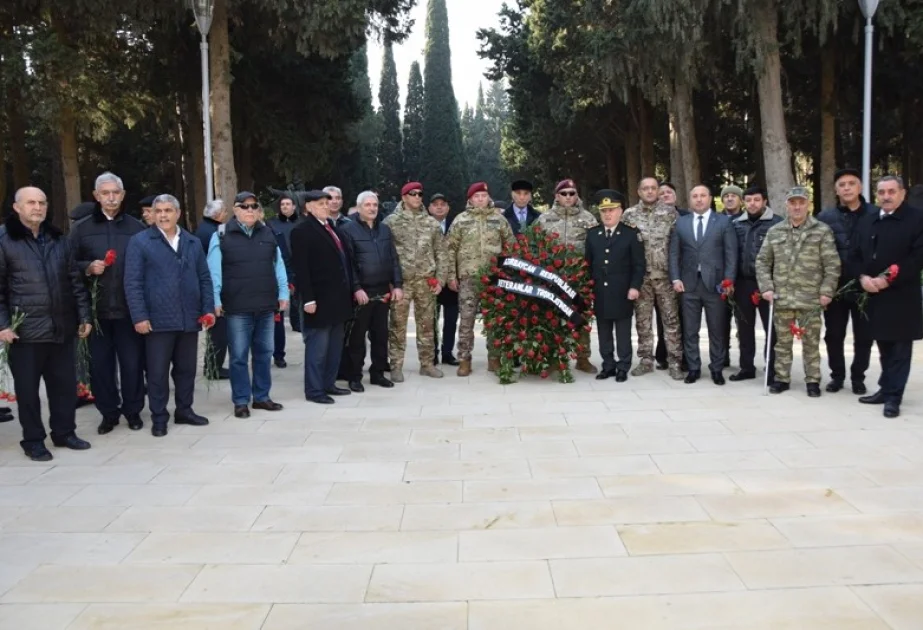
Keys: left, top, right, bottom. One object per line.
{"left": 550, "top": 201, "right": 585, "bottom": 217}
{"left": 464, "top": 201, "right": 497, "bottom": 217}
{"left": 785, "top": 215, "right": 821, "bottom": 231}
{"left": 92, "top": 203, "right": 129, "bottom": 223}
{"left": 4, "top": 212, "right": 63, "bottom": 241}
{"left": 734, "top": 207, "right": 777, "bottom": 223}
{"left": 836, "top": 196, "right": 872, "bottom": 215}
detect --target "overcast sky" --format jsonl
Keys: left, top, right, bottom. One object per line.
{"left": 368, "top": 0, "right": 505, "bottom": 115}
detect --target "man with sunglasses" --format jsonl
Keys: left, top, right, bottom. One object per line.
{"left": 535, "top": 179, "right": 600, "bottom": 374}
{"left": 207, "top": 192, "right": 289, "bottom": 418}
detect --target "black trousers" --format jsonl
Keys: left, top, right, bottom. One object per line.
{"left": 598, "top": 317, "right": 633, "bottom": 372}
{"left": 435, "top": 295, "right": 459, "bottom": 360}
{"left": 735, "top": 276, "right": 777, "bottom": 379}
{"left": 90, "top": 318, "right": 145, "bottom": 419}
{"left": 347, "top": 300, "right": 389, "bottom": 380}
{"left": 9, "top": 341, "right": 77, "bottom": 447}
{"left": 205, "top": 315, "right": 228, "bottom": 375}
{"left": 877, "top": 340, "right": 913, "bottom": 404}
{"left": 145, "top": 331, "right": 198, "bottom": 426}
{"left": 823, "top": 297, "right": 873, "bottom": 383}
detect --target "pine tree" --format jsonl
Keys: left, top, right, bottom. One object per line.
{"left": 402, "top": 61, "right": 425, "bottom": 181}
{"left": 377, "top": 40, "right": 404, "bottom": 199}
{"left": 419, "top": 0, "right": 468, "bottom": 211}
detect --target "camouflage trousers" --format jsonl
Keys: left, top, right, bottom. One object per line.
{"left": 635, "top": 276, "right": 682, "bottom": 368}
{"left": 773, "top": 308, "right": 822, "bottom": 384}
{"left": 388, "top": 277, "right": 437, "bottom": 369}
{"left": 457, "top": 277, "right": 497, "bottom": 361}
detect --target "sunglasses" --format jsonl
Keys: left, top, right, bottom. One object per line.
{"left": 558, "top": 191, "right": 577, "bottom": 197}
{"left": 406, "top": 191, "right": 423, "bottom": 197}
{"left": 237, "top": 203, "right": 260, "bottom": 210}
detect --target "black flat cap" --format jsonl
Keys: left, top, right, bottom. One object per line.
{"left": 510, "top": 179, "right": 534, "bottom": 192}
{"left": 304, "top": 189, "right": 332, "bottom": 202}
{"left": 834, "top": 168, "right": 862, "bottom": 183}
{"left": 139, "top": 195, "right": 157, "bottom": 208}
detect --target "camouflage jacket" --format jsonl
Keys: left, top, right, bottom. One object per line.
{"left": 382, "top": 201, "right": 449, "bottom": 283}
{"left": 447, "top": 202, "right": 515, "bottom": 281}
{"left": 622, "top": 201, "right": 678, "bottom": 280}
{"left": 535, "top": 202, "right": 599, "bottom": 255}
{"left": 755, "top": 215, "right": 841, "bottom": 311}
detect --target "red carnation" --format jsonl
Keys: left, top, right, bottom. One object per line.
{"left": 540, "top": 370, "right": 549, "bottom": 379}
{"left": 504, "top": 335, "right": 512, "bottom": 344}
{"left": 519, "top": 317, "right": 528, "bottom": 326}
{"left": 481, "top": 309, "right": 490, "bottom": 317}
{"left": 558, "top": 362, "right": 567, "bottom": 371}
{"left": 104, "top": 249, "right": 117, "bottom": 266}
{"left": 517, "top": 346, "right": 525, "bottom": 356}
{"left": 506, "top": 351, "right": 514, "bottom": 359}
{"left": 490, "top": 266, "right": 500, "bottom": 274}
{"left": 535, "top": 332, "right": 543, "bottom": 342}
{"left": 527, "top": 349, "right": 536, "bottom": 359}
{"left": 885, "top": 264, "right": 900, "bottom": 282}
{"left": 531, "top": 316, "right": 539, "bottom": 325}
{"left": 542, "top": 344, "right": 549, "bottom": 354}
{"left": 750, "top": 291, "right": 761, "bottom": 306}
{"left": 518, "top": 331, "right": 527, "bottom": 340}
{"left": 572, "top": 331, "right": 580, "bottom": 340}
{"left": 506, "top": 294, "right": 515, "bottom": 302}
{"left": 382, "top": 294, "right": 391, "bottom": 303}
{"left": 553, "top": 259, "right": 563, "bottom": 269}
{"left": 531, "top": 304, "right": 539, "bottom": 312}
{"left": 493, "top": 339, "right": 502, "bottom": 348}
{"left": 274, "top": 313, "right": 282, "bottom": 323}
{"left": 481, "top": 275, "right": 490, "bottom": 285}
{"left": 505, "top": 322, "right": 513, "bottom": 330}
{"left": 720, "top": 278, "right": 733, "bottom": 289}
{"left": 427, "top": 277, "right": 439, "bottom": 289}
{"left": 198, "top": 313, "right": 216, "bottom": 328}
{"left": 491, "top": 256, "right": 498, "bottom": 264}
{"left": 720, "top": 294, "right": 728, "bottom": 301}
{"left": 511, "top": 309, "right": 519, "bottom": 317}
{"left": 554, "top": 334, "right": 563, "bottom": 344}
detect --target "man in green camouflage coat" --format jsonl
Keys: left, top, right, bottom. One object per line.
{"left": 535, "top": 179, "right": 600, "bottom": 374}
{"left": 448, "top": 182, "right": 515, "bottom": 376}
{"left": 383, "top": 182, "right": 449, "bottom": 382}
{"left": 622, "top": 177, "right": 684, "bottom": 380}
{"left": 756, "top": 187, "right": 841, "bottom": 397}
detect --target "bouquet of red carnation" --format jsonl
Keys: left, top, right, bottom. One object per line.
{"left": 89, "top": 249, "right": 118, "bottom": 332}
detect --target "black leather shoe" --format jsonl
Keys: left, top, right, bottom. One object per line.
{"left": 655, "top": 360, "right": 668, "bottom": 371}
{"left": 0, "top": 411, "right": 14, "bottom": 423}
{"left": 711, "top": 371, "right": 726, "bottom": 386}
{"left": 151, "top": 424, "right": 167, "bottom": 437}
{"left": 852, "top": 382, "right": 867, "bottom": 395}
{"left": 308, "top": 395, "right": 335, "bottom": 404}
{"left": 825, "top": 380, "right": 844, "bottom": 393}
{"left": 52, "top": 434, "right": 91, "bottom": 450}
{"left": 615, "top": 370, "right": 628, "bottom": 382}
{"left": 884, "top": 402, "right": 901, "bottom": 418}
{"left": 723, "top": 358, "right": 731, "bottom": 368}
{"left": 442, "top": 355, "right": 460, "bottom": 366}
{"left": 252, "top": 400, "right": 283, "bottom": 412}
{"left": 769, "top": 382, "right": 790, "bottom": 394}
{"left": 97, "top": 417, "right": 119, "bottom": 435}
{"left": 729, "top": 370, "right": 756, "bottom": 382}
{"left": 126, "top": 413, "right": 143, "bottom": 431}
{"left": 806, "top": 383, "right": 822, "bottom": 398}
{"left": 860, "top": 391, "right": 886, "bottom": 405}
{"left": 684, "top": 370, "right": 700, "bottom": 384}
{"left": 23, "top": 443, "right": 53, "bottom": 462}
{"left": 175, "top": 411, "right": 209, "bottom": 425}
{"left": 370, "top": 374, "right": 394, "bottom": 388}
{"left": 349, "top": 381, "right": 365, "bottom": 393}
{"left": 274, "top": 358, "right": 287, "bottom": 368}
{"left": 233, "top": 405, "right": 250, "bottom": 418}
{"left": 326, "top": 387, "right": 351, "bottom": 396}
{"left": 595, "top": 368, "right": 616, "bottom": 381}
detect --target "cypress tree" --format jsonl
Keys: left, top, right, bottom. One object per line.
{"left": 420, "top": 0, "right": 468, "bottom": 210}
{"left": 402, "top": 61, "right": 425, "bottom": 181}
{"left": 337, "top": 44, "right": 379, "bottom": 200}
{"left": 377, "top": 41, "right": 404, "bottom": 199}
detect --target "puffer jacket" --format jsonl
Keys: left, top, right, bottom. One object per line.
{"left": 447, "top": 202, "right": 516, "bottom": 281}
{"left": 0, "top": 214, "right": 91, "bottom": 343}
{"left": 815, "top": 197, "right": 875, "bottom": 285}
{"left": 69, "top": 204, "right": 145, "bottom": 320}
{"left": 733, "top": 207, "right": 783, "bottom": 279}
{"left": 339, "top": 213, "right": 403, "bottom": 293}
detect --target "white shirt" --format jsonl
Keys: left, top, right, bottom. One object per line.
{"left": 158, "top": 227, "right": 181, "bottom": 252}
{"left": 693, "top": 209, "right": 712, "bottom": 240}
{"left": 880, "top": 209, "right": 894, "bottom": 219}
{"left": 440, "top": 219, "right": 447, "bottom": 234}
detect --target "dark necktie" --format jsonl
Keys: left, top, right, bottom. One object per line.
{"left": 325, "top": 222, "right": 343, "bottom": 252}
{"left": 606, "top": 229, "right": 613, "bottom": 240}
{"left": 696, "top": 215, "right": 704, "bottom": 242}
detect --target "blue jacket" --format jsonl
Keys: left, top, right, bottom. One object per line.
{"left": 195, "top": 217, "right": 221, "bottom": 253}
{"left": 124, "top": 226, "right": 215, "bottom": 332}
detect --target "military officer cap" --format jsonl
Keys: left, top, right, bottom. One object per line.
{"left": 593, "top": 189, "right": 626, "bottom": 210}
{"left": 510, "top": 179, "right": 533, "bottom": 192}
{"left": 786, "top": 186, "right": 811, "bottom": 201}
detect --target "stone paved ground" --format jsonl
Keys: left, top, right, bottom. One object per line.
{"left": 1, "top": 314, "right": 923, "bottom": 629}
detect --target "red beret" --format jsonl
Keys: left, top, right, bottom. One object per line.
{"left": 467, "top": 182, "right": 489, "bottom": 199}
{"left": 401, "top": 182, "right": 423, "bottom": 196}
{"left": 554, "top": 179, "right": 576, "bottom": 194}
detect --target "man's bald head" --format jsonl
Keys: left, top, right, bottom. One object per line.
{"left": 14, "top": 186, "right": 46, "bottom": 204}
{"left": 13, "top": 186, "right": 49, "bottom": 230}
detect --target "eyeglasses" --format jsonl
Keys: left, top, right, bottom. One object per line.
{"left": 237, "top": 203, "right": 260, "bottom": 210}
{"left": 406, "top": 191, "right": 423, "bottom": 198}
{"left": 558, "top": 191, "right": 577, "bottom": 197}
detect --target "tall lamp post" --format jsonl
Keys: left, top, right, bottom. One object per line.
{"left": 190, "top": 0, "right": 215, "bottom": 203}
{"left": 859, "top": 0, "right": 879, "bottom": 201}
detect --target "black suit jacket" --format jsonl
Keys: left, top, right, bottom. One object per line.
{"left": 586, "top": 223, "right": 646, "bottom": 320}
{"left": 503, "top": 204, "right": 541, "bottom": 236}
{"left": 436, "top": 213, "right": 459, "bottom": 306}
{"left": 290, "top": 216, "right": 353, "bottom": 328}
{"left": 669, "top": 211, "right": 738, "bottom": 292}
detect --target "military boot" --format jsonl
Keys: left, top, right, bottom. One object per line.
{"left": 487, "top": 358, "right": 501, "bottom": 372}
{"left": 575, "top": 358, "right": 598, "bottom": 374}
{"left": 390, "top": 365, "right": 405, "bottom": 383}
{"left": 420, "top": 365, "right": 444, "bottom": 378}
{"left": 457, "top": 360, "right": 472, "bottom": 377}
{"left": 631, "top": 362, "right": 654, "bottom": 377}
{"left": 668, "top": 366, "right": 685, "bottom": 381}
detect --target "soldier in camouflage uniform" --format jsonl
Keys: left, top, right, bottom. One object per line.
{"left": 448, "top": 182, "right": 515, "bottom": 376}
{"left": 535, "top": 179, "right": 600, "bottom": 374}
{"left": 756, "top": 187, "right": 840, "bottom": 397}
{"left": 382, "top": 182, "right": 449, "bottom": 382}
{"left": 622, "top": 177, "right": 684, "bottom": 380}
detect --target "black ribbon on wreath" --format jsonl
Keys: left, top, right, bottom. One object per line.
{"left": 488, "top": 256, "right": 590, "bottom": 327}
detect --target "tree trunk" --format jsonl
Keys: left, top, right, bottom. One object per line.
{"left": 605, "top": 146, "right": 619, "bottom": 189}
{"left": 6, "top": 83, "right": 30, "bottom": 189}
{"left": 50, "top": 134, "right": 67, "bottom": 231}
{"left": 638, "top": 94, "right": 655, "bottom": 178}
{"left": 819, "top": 40, "right": 836, "bottom": 210}
{"left": 625, "top": 124, "right": 641, "bottom": 206}
{"left": 668, "top": 100, "right": 687, "bottom": 207}
{"left": 59, "top": 104, "right": 81, "bottom": 216}
{"left": 754, "top": 2, "right": 794, "bottom": 216}
{"left": 209, "top": 0, "right": 237, "bottom": 202}
{"left": 184, "top": 85, "right": 207, "bottom": 220}
{"left": 673, "top": 79, "right": 700, "bottom": 201}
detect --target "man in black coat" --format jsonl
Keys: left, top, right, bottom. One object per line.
{"left": 70, "top": 172, "right": 146, "bottom": 435}
{"left": 339, "top": 191, "right": 404, "bottom": 392}
{"left": 0, "top": 187, "right": 93, "bottom": 461}
{"left": 850, "top": 176, "right": 923, "bottom": 418}
{"left": 586, "top": 190, "right": 646, "bottom": 382}
{"left": 268, "top": 194, "right": 299, "bottom": 366}
{"left": 503, "top": 180, "right": 541, "bottom": 235}
{"left": 291, "top": 190, "right": 355, "bottom": 404}
{"left": 428, "top": 193, "right": 460, "bottom": 365}
{"left": 194, "top": 199, "right": 230, "bottom": 379}
{"left": 816, "top": 168, "right": 876, "bottom": 394}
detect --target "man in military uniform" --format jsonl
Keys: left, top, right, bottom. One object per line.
{"left": 536, "top": 178, "right": 600, "bottom": 374}
{"left": 382, "top": 182, "right": 448, "bottom": 382}
{"left": 448, "top": 182, "right": 515, "bottom": 376}
{"left": 756, "top": 187, "right": 841, "bottom": 397}
{"left": 623, "top": 177, "right": 684, "bottom": 380}
{"left": 586, "top": 190, "right": 645, "bottom": 382}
